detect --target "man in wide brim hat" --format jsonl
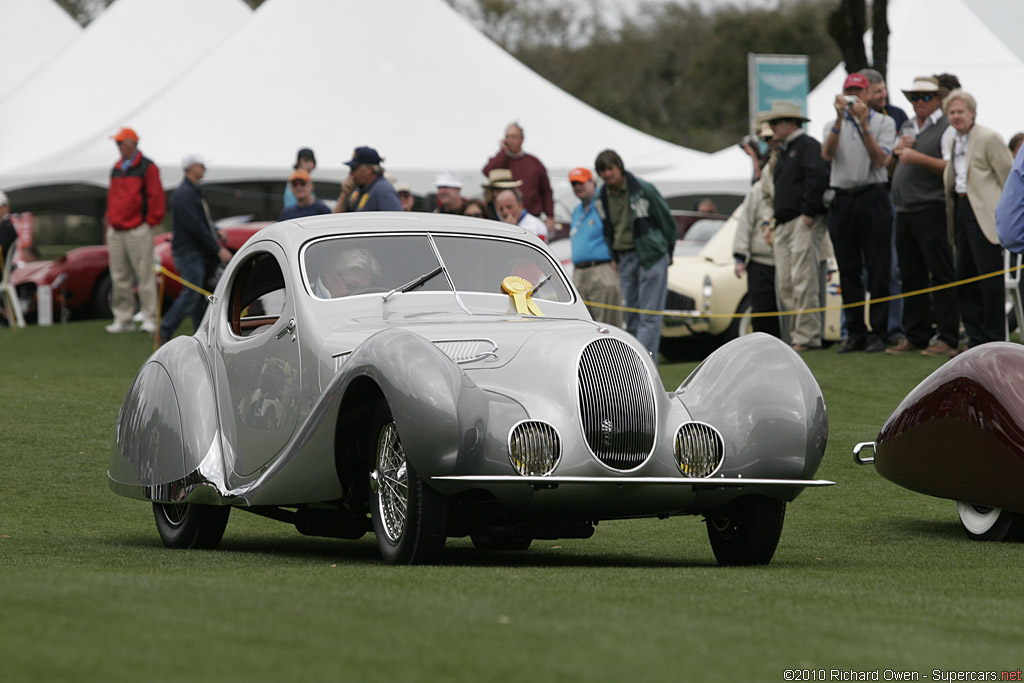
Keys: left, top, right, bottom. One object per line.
{"left": 758, "top": 100, "right": 811, "bottom": 124}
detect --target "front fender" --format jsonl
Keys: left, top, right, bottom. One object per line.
{"left": 676, "top": 332, "right": 827, "bottom": 483}
{"left": 344, "top": 327, "right": 488, "bottom": 478}
{"left": 108, "top": 337, "right": 221, "bottom": 502}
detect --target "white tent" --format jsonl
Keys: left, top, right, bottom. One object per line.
{"left": 0, "top": 0, "right": 252, "bottom": 184}
{"left": 0, "top": 0, "right": 708, "bottom": 198}
{"left": 0, "top": 0, "right": 81, "bottom": 99}
{"left": 649, "top": 0, "right": 1024, "bottom": 199}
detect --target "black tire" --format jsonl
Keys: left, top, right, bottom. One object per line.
{"left": 956, "top": 502, "right": 1024, "bottom": 541}
{"left": 91, "top": 273, "right": 113, "bottom": 319}
{"left": 470, "top": 533, "right": 533, "bottom": 551}
{"left": 705, "top": 495, "right": 785, "bottom": 566}
{"left": 152, "top": 502, "right": 230, "bottom": 549}
{"left": 719, "top": 295, "right": 752, "bottom": 343}
{"left": 369, "top": 405, "right": 447, "bottom": 564}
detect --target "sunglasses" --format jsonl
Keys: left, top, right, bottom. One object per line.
{"left": 290, "top": 180, "right": 308, "bottom": 187}
{"left": 908, "top": 93, "right": 936, "bottom": 103}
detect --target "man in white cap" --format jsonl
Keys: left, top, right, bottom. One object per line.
{"left": 156, "top": 154, "right": 231, "bottom": 346}
{"left": 434, "top": 171, "right": 465, "bottom": 214}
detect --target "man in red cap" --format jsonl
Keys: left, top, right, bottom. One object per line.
{"left": 569, "top": 166, "right": 622, "bottom": 327}
{"left": 821, "top": 72, "right": 897, "bottom": 353}
{"left": 105, "top": 126, "right": 165, "bottom": 334}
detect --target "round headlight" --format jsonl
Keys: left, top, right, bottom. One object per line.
{"left": 508, "top": 420, "right": 561, "bottom": 476}
{"left": 674, "top": 421, "right": 724, "bottom": 478}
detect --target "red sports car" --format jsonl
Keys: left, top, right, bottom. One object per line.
{"left": 8, "top": 223, "right": 267, "bottom": 322}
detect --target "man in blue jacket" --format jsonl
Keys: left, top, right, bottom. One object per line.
{"left": 157, "top": 154, "right": 231, "bottom": 346}
{"left": 594, "top": 149, "right": 676, "bottom": 359}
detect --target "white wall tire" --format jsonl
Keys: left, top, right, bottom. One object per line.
{"left": 956, "top": 501, "right": 1023, "bottom": 541}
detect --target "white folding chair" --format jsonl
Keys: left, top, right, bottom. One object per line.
{"left": 0, "top": 247, "right": 26, "bottom": 328}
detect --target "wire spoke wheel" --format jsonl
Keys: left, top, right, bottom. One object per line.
{"left": 375, "top": 422, "right": 409, "bottom": 542}
{"left": 152, "top": 502, "right": 230, "bottom": 549}
{"left": 369, "top": 404, "right": 447, "bottom": 564}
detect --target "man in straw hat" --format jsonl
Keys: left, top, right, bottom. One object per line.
{"left": 886, "top": 76, "right": 959, "bottom": 357}
{"left": 482, "top": 168, "right": 522, "bottom": 221}
{"left": 761, "top": 101, "right": 830, "bottom": 352}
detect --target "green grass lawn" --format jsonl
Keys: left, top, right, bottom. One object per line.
{"left": 2, "top": 322, "right": 1021, "bottom": 682}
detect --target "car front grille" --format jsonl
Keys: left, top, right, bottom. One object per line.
{"left": 577, "top": 337, "right": 656, "bottom": 470}
{"left": 663, "top": 290, "right": 696, "bottom": 327}
{"left": 664, "top": 290, "right": 696, "bottom": 312}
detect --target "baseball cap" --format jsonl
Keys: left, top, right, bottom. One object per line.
{"left": 111, "top": 127, "right": 139, "bottom": 142}
{"left": 289, "top": 169, "right": 311, "bottom": 183}
{"left": 296, "top": 147, "right": 316, "bottom": 165}
{"left": 345, "top": 146, "right": 383, "bottom": 167}
{"left": 843, "top": 73, "right": 870, "bottom": 91}
{"left": 0, "top": 190, "right": 9, "bottom": 207}
{"left": 434, "top": 171, "right": 462, "bottom": 189}
{"left": 181, "top": 153, "right": 207, "bottom": 170}
{"left": 569, "top": 167, "right": 592, "bottom": 183}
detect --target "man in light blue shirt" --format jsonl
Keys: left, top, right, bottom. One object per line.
{"left": 997, "top": 147, "right": 1024, "bottom": 253}
{"left": 569, "top": 167, "right": 622, "bottom": 327}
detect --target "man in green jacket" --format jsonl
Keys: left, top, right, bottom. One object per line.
{"left": 594, "top": 149, "right": 677, "bottom": 359}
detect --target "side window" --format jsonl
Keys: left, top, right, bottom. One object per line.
{"left": 228, "top": 252, "right": 286, "bottom": 337}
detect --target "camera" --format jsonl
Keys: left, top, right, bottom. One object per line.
{"left": 844, "top": 95, "right": 859, "bottom": 107}
{"left": 739, "top": 134, "right": 760, "bottom": 150}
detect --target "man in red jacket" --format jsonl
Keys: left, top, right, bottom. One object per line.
{"left": 105, "top": 127, "right": 165, "bottom": 334}
{"left": 483, "top": 122, "right": 555, "bottom": 233}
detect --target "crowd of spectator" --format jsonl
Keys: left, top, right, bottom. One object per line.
{"left": 733, "top": 70, "right": 1023, "bottom": 359}
{"left": 6, "top": 89, "right": 1022, "bottom": 363}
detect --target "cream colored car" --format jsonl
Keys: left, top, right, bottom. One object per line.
{"left": 661, "top": 206, "right": 842, "bottom": 353}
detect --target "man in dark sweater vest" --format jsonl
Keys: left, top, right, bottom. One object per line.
{"left": 887, "top": 76, "right": 959, "bottom": 357}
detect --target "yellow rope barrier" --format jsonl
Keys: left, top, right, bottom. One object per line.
{"left": 584, "top": 263, "right": 1022, "bottom": 319}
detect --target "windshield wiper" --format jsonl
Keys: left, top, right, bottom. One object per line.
{"left": 531, "top": 272, "right": 554, "bottom": 297}
{"left": 382, "top": 265, "right": 445, "bottom": 302}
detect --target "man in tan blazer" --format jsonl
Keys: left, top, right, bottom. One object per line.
{"left": 943, "top": 89, "right": 1014, "bottom": 350}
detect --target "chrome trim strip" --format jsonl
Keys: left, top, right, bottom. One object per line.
{"left": 431, "top": 475, "right": 834, "bottom": 486}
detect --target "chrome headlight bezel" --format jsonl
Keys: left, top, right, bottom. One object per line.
{"left": 673, "top": 421, "right": 725, "bottom": 478}
{"left": 508, "top": 420, "right": 561, "bottom": 476}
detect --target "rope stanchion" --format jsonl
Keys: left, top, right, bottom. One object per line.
{"left": 583, "top": 262, "right": 1024, "bottom": 320}
{"left": 151, "top": 265, "right": 211, "bottom": 350}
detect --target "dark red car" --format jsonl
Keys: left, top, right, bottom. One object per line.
{"left": 855, "top": 342, "right": 1024, "bottom": 541}
{"left": 9, "top": 223, "right": 267, "bottom": 322}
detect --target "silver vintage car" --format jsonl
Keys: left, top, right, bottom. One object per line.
{"left": 109, "top": 213, "right": 831, "bottom": 565}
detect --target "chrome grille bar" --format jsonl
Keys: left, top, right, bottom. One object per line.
{"left": 577, "top": 338, "right": 656, "bottom": 470}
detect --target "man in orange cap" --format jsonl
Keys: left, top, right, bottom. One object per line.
{"left": 105, "top": 126, "right": 165, "bottom": 334}
{"left": 569, "top": 166, "right": 622, "bottom": 327}
{"left": 278, "top": 169, "right": 330, "bottom": 221}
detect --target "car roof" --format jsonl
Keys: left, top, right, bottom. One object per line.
{"left": 259, "top": 212, "right": 536, "bottom": 251}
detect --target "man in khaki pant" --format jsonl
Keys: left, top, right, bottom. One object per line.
{"left": 104, "top": 127, "right": 165, "bottom": 334}
{"left": 762, "top": 101, "right": 830, "bottom": 351}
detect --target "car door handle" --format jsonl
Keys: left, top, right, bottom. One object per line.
{"left": 276, "top": 317, "right": 296, "bottom": 340}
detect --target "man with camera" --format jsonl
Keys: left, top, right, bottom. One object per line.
{"left": 821, "top": 72, "right": 897, "bottom": 353}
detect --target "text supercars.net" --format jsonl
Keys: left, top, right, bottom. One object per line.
{"left": 783, "top": 669, "right": 1023, "bottom": 681}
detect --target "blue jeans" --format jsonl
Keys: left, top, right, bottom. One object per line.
{"left": 617, "top": 250, "right": 669, "bottom": 360}
{"left": 159, "top": 251, "right": 208, "bottom": 340}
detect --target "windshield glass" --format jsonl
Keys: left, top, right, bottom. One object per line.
{"left": 302, "top": 234, "right": 572, "bottom": 303}
{"left": 433, "top": 235, "right": 571, "bottom": 303}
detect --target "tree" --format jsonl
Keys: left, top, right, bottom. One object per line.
{"left": 827, "top": 0, "right": 889, "bottom": 78}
